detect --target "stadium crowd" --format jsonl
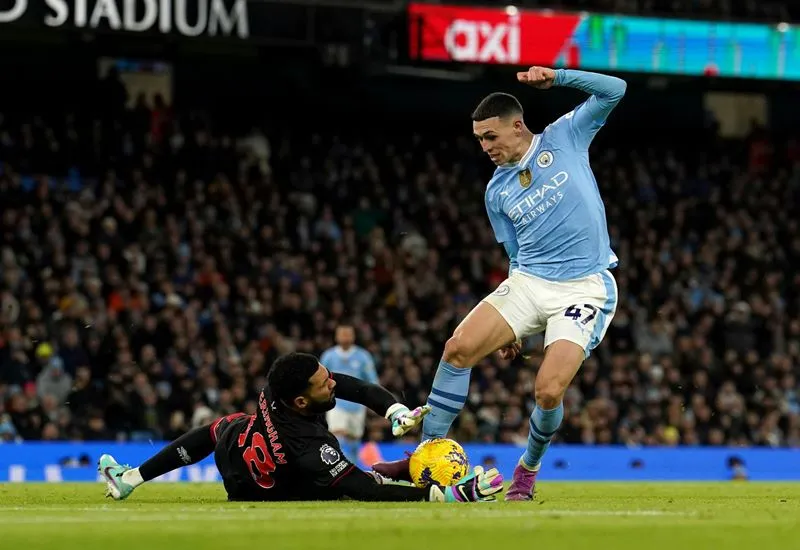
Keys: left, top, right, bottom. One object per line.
{"left": 0, "top": 83, "right": 799, "bottom": 449}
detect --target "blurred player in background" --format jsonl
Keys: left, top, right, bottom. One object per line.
{"left": 321, "top": 324, "right": 379, "bottom": 462}
{"left": 375, "top": 67, "right": 626, "bottom": 501}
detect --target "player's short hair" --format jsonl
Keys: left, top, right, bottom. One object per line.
{"left": 268, "top": 352, "right": 320, "bottom": 402}
{"left": 471, "top": 92, "right": 523, "bottom": 121}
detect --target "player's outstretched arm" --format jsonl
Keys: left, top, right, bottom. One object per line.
{"left": 336, "top": 467, "right": 430, "bottom": 501}
{"left": 300, "top": 439, "right": 502, "bottom": 502}
{"left": 336, "top": 466, "right": 504, "bottom": 502}
{"left": 553, "top": 69, "right": 626, "bottom": 125}
{"left": 518, "top": 67, "right": 626, "bottom": 148}
{"left": 332, "top": 372, "right": 430, "bottom": 436}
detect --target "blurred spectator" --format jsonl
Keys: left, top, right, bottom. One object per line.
{"left": 35, "top": 353, "right": 73, "bottom": 405}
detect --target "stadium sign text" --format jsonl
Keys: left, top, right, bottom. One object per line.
{"left": 0, "top": 0, "right": 249, "bottom": 38}
{"left": 407, "top": 3, "right": 800, "bottom": 81}
{"left": 443, "top": 17, "right": 519, "bottom": 64}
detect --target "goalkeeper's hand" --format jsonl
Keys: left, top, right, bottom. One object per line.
{"left": 429, "top": 466, "right": 504, "bottom": 503}
{"left": 385, "top": 404, "right": 432, "bottom": 437}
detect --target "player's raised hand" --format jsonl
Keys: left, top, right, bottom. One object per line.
{"left": 429, "top": 466, "right": 504, "bottom": 503}
{"left": 517, "top": 66, "right": 556, "bottom": 89}
{"left": 386, "top": 404, "right": 432, "bottom": 437}
{"left": 497, "top": 340, "right": 522, "bottom": 361}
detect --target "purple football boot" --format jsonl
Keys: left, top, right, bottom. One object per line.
{"left": 504, "top": 461, "right": 539, "bottom": 501}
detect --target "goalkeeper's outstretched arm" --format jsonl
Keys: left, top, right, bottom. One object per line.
{"left": 331, "top": 372, "right": 397, "bottom": 415}
{"left": 332, "top": 372, "right": 431, "bottom": 436}
{"left": 334, "top": 466, "right": 504, "bottom": 503}
{"left": 335, "top": 468, "right": 431, "bottom": 501}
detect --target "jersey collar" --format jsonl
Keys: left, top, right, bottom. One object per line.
{"left": 518, "top": 134, "right": 541, "bottom": 168}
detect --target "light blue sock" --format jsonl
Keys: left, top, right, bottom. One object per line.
{"left": 522, "top": 403, "right": 564, "bottom": 469}
{"left": 422, "top": 360, "right": 472, "bottom": 441}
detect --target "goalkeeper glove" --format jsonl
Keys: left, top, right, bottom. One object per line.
{"left": 428, "top": 466, "right": 504, "bottom": 503}
{"left": 385, "top": 403, "right": 432, "bottom": 437}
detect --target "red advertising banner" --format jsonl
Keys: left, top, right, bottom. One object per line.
{"left": 408, "top": 3, "right": 583, "bottom": 66}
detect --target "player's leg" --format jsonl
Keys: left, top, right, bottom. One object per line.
{"left": 421, "top": 303, "right": 516, "bottom": 441}
{"left": 350, "top": 408, "right": 367, "bottom": 465}
{"left": 504, "top": 340, "right": 580, "bottom": 501}
{"left": 327, "top": 407, "right": 360, "bottom": 463}
{"left": 506, "top": 271, "right": 617, "bottom": 501}
{"left": 100, "top": 412, "right": 247, "bottom": 500}
{"left": 375, "top": 273, "right": 542, "bottom": 481}
{"left": 422, "top": 273, "right": 541, "bottom": 441}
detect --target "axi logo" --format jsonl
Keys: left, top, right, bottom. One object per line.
{"left": 443, "top": 16, "right": 520, "bottom": 63}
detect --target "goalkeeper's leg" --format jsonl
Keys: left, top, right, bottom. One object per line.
{"left": 421, "top": 302, "right": 516, "bottom": 441}
{"left": 100, "top": 413, "right": 245, "bottom": 500}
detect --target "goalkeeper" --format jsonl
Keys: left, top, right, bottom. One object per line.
{"left": 99, "top": 352, "right": 503, "bottom": 503}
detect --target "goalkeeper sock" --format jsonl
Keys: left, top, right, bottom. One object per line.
{"left": 521, "top": 403, "right": 564, "bottom": 470}
{"left": 138, "top": 424, "right": 216, "bottom": 482}
{"left": 121, "top": 467, "right": 144, "bottom": 488}
{"left": 422, "top": 360, "right": 471, "bottom": 441}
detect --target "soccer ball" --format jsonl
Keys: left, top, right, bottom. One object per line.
{"left": 408, "top": 438, "right": 470, "bottom": 488}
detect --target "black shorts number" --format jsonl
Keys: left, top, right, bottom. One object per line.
{"left": 564, "top": 304, "right": 598, "bottom": 325}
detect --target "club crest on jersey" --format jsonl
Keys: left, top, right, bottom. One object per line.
{"left": 320, "top": 444, "right": 341, "bottom": 465}
{"left": 518, "top": 168, "right": 532, "bottom": 188}
{"left": 536, "top": 151, "right": 554, "bottom": 169}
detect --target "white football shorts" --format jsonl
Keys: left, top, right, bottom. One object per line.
{"left": 326, "top": 407, "right": 367, "bottom": 439}
{"left": 482, "top": 269, "right": 618, "bottom": 358}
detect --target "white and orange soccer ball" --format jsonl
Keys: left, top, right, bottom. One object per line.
{"left": 408, "top": 438, "right": 470, "bottom": 488}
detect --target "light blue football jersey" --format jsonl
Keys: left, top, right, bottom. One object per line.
{"left": 484, "top": 69, "right": 626, "bottom": 282}
{"left": 320, "top": 345, "right": 379, "bottom": 413}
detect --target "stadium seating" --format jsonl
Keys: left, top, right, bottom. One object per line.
{"left": 0, "top": 71, "right": 798, "bottom": 449}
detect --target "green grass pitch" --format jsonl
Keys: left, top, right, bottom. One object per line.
{"left": 0, "top": 483, "right": 798, "bottom": 550}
